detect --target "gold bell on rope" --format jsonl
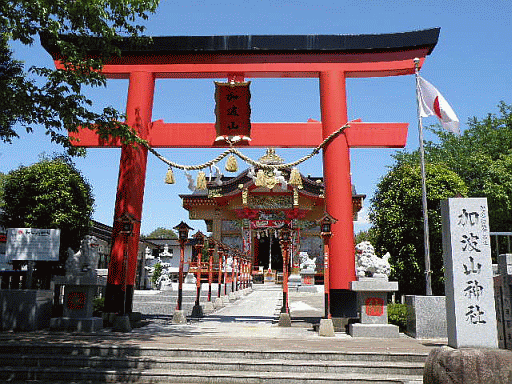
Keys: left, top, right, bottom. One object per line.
{"left": 196, "top": 171, "right": 207, "bottom": 190}
{"left": 225, "top": 154, "right": 238, "bottom": 172}
{"left": 289, "top": 167, "right": 303, "bottom": 188}
{"left": 164, "top": 167, "right": 175, "bottom": 184}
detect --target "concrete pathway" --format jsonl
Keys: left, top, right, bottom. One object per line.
{"left": 207, "top": 283, "right": 282, "bottom": 322}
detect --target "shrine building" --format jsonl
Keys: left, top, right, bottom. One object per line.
{"left": 180, "top": 149, "right": 365, "bottom": 273}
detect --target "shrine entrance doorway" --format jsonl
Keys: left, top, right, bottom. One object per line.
{"left": 255, "top": 234, "right": 283, "bottom": 272}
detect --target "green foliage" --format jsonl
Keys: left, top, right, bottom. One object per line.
{"left": 93, "top": 296, "right": 105, "bottom": 316}
{"left": 0, "top": 0, "right": 159, "bottom": 154}
{"left": 354, "top": 228, "right": 378, "bottom": 245}
{"left": 1, "top": 155, "right": 94, "bottom": 262}
{"left": 0, "top": 172, "right": 7, "bottom": 206}
{"left": 387, "top": 303, "right": 408, "bottom": 332}
{"left": 425, "top": 102, "right": 512, "bottom": 232}
{"left": 370, "top": 162, "right": 467, "bottom": 295}
{"left": 145, "top": 227, "right": 177, "bottom": 239}
{"left": 151, "top": 262, "right": 162, "bottom": 286}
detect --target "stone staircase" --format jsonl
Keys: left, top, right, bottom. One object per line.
{"left": 0, "top": 342, "right": 426, "bottom": 383}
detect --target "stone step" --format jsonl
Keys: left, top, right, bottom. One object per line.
{"left": 0, "top": 354, "right": 424, "bottom": 375}
{"left": 0, "top": 344, "right": 429, "bottom": 363}
{"left": 0, "top": 366, "right": 424, "bottom": 384}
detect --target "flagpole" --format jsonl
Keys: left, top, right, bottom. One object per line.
{"left": 414, "top": 58, "right": 433, "bottom": 296}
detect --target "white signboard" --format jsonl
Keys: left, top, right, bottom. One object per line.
{"left": 441, "top": 198, "right": 498, "bottom": 348}
{"left": 5, "top": 228, "right": 61, "bottom": 262}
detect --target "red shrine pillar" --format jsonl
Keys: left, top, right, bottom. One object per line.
{"left": 319, "top": 70, "right": 357, "bottom": 317}
{"left": 105, "top": 71, "right": 155, "bottom": 314}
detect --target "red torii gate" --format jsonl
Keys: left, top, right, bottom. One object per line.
{"left": 43, "top": 28, "right": 439, "bottom": 316}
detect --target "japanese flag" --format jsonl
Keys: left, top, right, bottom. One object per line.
{"left": 417, "top": 76, "right": 460, "bottom": 134}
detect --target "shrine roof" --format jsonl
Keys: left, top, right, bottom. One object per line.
{"left": 41, "top": 28, "right": 440, "bottom": 58}
{"left": 179, "top": 167, "right": 367, "bottom": 200}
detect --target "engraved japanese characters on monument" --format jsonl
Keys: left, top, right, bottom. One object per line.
{"left": 441, "top": 198, "right": 498, "bottom": 348}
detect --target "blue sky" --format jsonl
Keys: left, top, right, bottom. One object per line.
{"left": 1, "top": 0, "right": 511, "bottom": 236}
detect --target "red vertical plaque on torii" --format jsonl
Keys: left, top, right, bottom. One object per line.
{"left": 215, "top": 82, "right": 251, "bottom": 141}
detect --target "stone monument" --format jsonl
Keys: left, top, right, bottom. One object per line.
{"left": 51, "top": 235, "right": 104, "bottom": 332}
{"left": 349, "top": 241, "right": 399, "bottom": 338}
{"left": 441, "top": 197, "right": 498, "bottom": 348}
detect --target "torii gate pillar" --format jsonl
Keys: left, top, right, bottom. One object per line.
{"left": 320, "top": 71, "right": 357, "bottom": 316}
{"left": 104, "top": 72, "right": 155, "bottom": 313}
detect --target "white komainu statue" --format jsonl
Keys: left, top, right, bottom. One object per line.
{"left": 66, "top": 235, "right": 100, "bottom": 278}
{"left": 355, "top": 241, "right": 391, "bottom": 278}
{"left": 299, "top": 252, "right": 316, "bottom": 272}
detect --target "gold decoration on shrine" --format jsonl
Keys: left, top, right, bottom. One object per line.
{"left": 242, "top": 189, "right": 249, "bottom": 205}
{"left": 289, "top": 167, "right": 303, "bottom": 189}
{"left": 254, "top": 168, "right": 280, "bottom": 189}
{"left": 225, "top": 154, "right": 238, "bottom": 172}
{"left": 264, "top": 170, "right": 278, "bottom": 189}
{"left": 255, "top": 169, "right": 265, "bottom": 187}
{"left": 293, "top": 188, "right": 299, "bottom": 206}
{"left": 196, "top": 171, "right": 207, "bottom": 190}
{"left": 249, "top": 195, "right": 293, "bottom": 209}
{"left": 258, "top": 148, "right": 284, "bottom": 165}
{"left": 164, "top": 168, "right": 175, "bottom": 184}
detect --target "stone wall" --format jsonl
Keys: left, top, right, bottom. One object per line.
{"left": 494, "top": 254, "right": 512, "bottom": 350}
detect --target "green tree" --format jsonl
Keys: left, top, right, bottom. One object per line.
{"left": 1, "top": 155, "right": 94, "bottom": 262}
{"left": 0, "top": 0, "right": 159, "bottom": 154}
{"left": 145, "top": 227, "right": 177, "bottom": 239}
{"left": 369, "top": 162, "right": 467, "bottom": 296}
{"left": 0, "top": 172, "right": 7, "bottom": 207}
{"left": 150, "top": 262, "right": 162, "bottom": 287}
{"left": 354, "top": 228, "right": 378, "bottom": 246}
{"left": 424, "top": 102, "right": 512, "bottom": 232}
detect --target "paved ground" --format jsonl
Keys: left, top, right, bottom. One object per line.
{"left": 0, "top": 283, "right": 447, "bottom": 355}
{"left": 129, "top": 283, "right": 446, "bottom": 354}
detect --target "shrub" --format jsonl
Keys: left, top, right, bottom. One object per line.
{"left": 93, "top": 296, "right": 105, "bottom": 316}
{"left": 388, "top": 303, "right": 408, "bottom": 332}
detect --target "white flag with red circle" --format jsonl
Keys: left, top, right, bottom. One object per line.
{"left": 417, "top": 76, "right": 460, "bottom": 134}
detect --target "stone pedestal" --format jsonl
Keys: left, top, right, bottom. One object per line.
{"left": 299, "top": 270, "right": 317, "bottom": 292}
{"left": 203, "top": 301, "right": 214, "bottom": 313}
{"left": 278, "top": 313, "right": 291, "bottom": 327}
{"left": 191, "top": 304, "right": 204, "bottom": 318}
{"left": 0, "top": 290, "right": 53, "bottom": 331}
{"left": 172, "top": 310, "right": 187, "bottom": 324}
{"left": 405, "top": 295, "right": 447, "bottom": 339}
{"left": 318, "top": 318, "right": 335, "bottom": 337}
{"left": 288, "top": 273, "right": 301, "bottom": 291}
{"left": 214, "top": 297, "right": 224, "bottom": 309}
{"left": 349, "top": 278, "right": 399, "bottom": 338}
{"left": 51, "top": 275, "right": 103, "bottom": 332}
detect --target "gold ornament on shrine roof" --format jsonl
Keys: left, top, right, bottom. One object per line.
{"left": 258, "top": 148, "right": 284, "bottom": 165}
